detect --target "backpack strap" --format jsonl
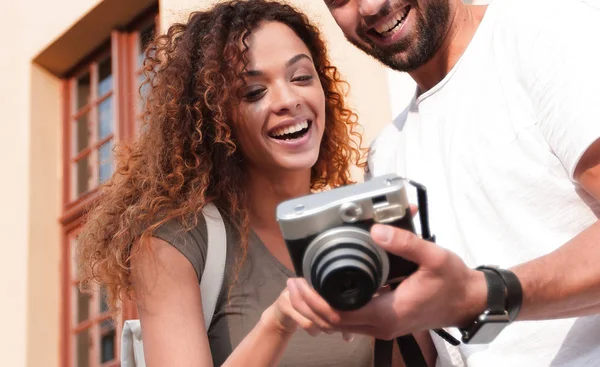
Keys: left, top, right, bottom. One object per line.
{"left": 120, "top": 203, "right": 227, "bottom": 367}
{"left": 200, "top": 202, "right": 227, "bottom": 329}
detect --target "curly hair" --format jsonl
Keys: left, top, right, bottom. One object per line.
{"left": 76, "top": 0, "right": 366, "bottom": 312}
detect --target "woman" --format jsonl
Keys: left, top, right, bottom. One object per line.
{"left": 77, "top": 1, "right": 373, "bottom": 366}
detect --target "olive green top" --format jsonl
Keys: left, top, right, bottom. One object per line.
{"left": 153, "top": 213, "right": 374, "bottom": 366}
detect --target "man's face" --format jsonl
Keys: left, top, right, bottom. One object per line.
{"left": 324, "top": 0, "right": 451, "bottom": 72}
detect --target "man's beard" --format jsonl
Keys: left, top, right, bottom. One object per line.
{"left": 349, "top": 1, "right": 451, "bottom": 72}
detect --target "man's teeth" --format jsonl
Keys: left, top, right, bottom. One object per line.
{"left": 271, "top": 120, "right": 309, "bottom": 137}
{"left": 374, "top": 8, "right": 408, "bottom": 35}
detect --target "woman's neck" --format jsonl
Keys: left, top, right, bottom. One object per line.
{"left": 244, "top": 167, "right": 311, "bottom": 272}
{"left": 246, "top": 168, "right": 311, "bottom": 233}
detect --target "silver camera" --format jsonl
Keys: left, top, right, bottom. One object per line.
{"left": 276, "top": 174, "right": 419, "bottom": 311}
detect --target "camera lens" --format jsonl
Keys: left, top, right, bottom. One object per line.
{"left": 303, "top": 227, "right": 389, "bottom": 311}
{"left": 317, "top": 256, "right": 376, "bottom": 310}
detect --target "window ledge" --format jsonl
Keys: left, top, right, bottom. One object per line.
{"left": 33, "top": 0, "right": 157, "bottom": 77}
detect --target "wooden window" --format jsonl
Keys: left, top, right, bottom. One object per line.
{"left": 65, "top": 228, "right": 120, "bottom": 367}
{"left": 61, "top": 7, "right": 158, "bottom": 367}
{"left": 67, "top": 50, "right": 116, "bottom": 203}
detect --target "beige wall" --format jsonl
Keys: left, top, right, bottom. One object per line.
{"left": 0, "top": 3, "right": 31, "bottom": 366}
{"left": 0, "top": 1, "right": 394, "bottom": 366}
{"left": 26, "top": 64, "right": 64, "bottom": 367}
{"left": 0, "top": 1, "right": 102, "bottom": 366}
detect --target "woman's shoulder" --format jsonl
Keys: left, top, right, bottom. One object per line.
{"left": 152, "top": 208, "right": 233, "bottom": 282}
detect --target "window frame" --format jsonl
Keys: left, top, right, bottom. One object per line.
{"left": 62, "top": 219, "right": 123, "bottom": 367}
{"left": 63, "top": 45, "right": 117, "bottom": 207}
{"left": 60, "top": 6, "right": 159, "bottom": 367}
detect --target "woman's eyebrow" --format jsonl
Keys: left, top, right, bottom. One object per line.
{"left": 286, "top": 53, "right": 312, "bottom": 67}
{"left": 243, "top": 53, "right": 312, "bottom": 77}
{"left": 243, "top": 69, "right": 264, "bottom": 77}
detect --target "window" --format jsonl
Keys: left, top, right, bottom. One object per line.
{"left": 68, "top": 51, "right": 115, "bottom": 201}
{"left": 61, "top": 8, "right": 158, "bottom": 367}
{"left": 64, "top": 12, "right": 159, "bottom": 206}
{"left": 66, "top": 230, "right": 117, "bottom": 367}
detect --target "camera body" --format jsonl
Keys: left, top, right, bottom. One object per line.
{"left": 276, "top": 174, "right": 418, "bottom": 311}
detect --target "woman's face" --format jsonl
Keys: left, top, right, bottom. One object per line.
{"left": 233, "top": 21, "right": 326, "bottom": 175}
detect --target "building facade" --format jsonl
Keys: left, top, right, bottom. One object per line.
{"left": 0, "top": 0, "right": 482, "bottom": 366}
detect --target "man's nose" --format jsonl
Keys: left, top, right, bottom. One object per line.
{"left": 358, "top": 0, "right": 387, "bottom": 17}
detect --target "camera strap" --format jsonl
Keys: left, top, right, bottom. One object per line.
{"left": 374, "top": 334, "right": 427, "bottom": 367}
{"left": 373, "top": 328, "right": 460, "bottom": 367}
{"left": 372, "top": 180, "right": 461, "bottom": 366}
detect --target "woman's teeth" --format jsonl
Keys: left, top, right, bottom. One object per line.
{"left": 270, "top": 120, "right": 310, "bottom": 140}
{"left": 374, "top": 7, "right": 409, "bottom": 37}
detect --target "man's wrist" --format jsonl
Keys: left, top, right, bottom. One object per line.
{"left": 457, "top": 269, "right": 488, "bottom": 328}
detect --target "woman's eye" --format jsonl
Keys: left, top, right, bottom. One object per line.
{"left": 292, "top": 75, "right": 313, "bottom": 83}
{"left": 243, "top": 88, "right": 266, "bottom": 101}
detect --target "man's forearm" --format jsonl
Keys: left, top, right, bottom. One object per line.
{"left": 510, "top": 220, "right": 600, "bottom": 321}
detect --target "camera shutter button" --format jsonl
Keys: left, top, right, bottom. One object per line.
{"left": 340, "top": 203, "right": 362, "bottom": 223}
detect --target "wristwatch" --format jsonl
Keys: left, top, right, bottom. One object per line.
{"left": 460, "top": 268, "right": 510, "bottom": 344}
{"left": 479, "top": 265, "right": 523, "bottom": 322}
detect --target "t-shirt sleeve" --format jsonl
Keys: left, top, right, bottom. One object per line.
{"left": 525, "top": 0, "right": 600, "bottom": 180}
{"left": 152, "top": 216, "right": 208, "bottom": 282}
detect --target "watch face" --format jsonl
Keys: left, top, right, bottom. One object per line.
{"left": 461, "top": 313, "right": 510, "bottom": 344}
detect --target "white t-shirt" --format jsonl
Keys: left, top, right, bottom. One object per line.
{"left": 368, "top": 0, "right": 600, "bottom": 366}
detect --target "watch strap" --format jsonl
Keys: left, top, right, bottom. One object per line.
{"left": 460, "top": 268, "right": 509, "bottom": 344}
{"left": 479, "top": 266, "right": 522, "bottom": 322}
{"left": 478, "top": 268, "right": 506, "bottom": 314}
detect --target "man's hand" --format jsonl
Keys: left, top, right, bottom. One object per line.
{"left": 287, "top": 224, "right": 488, "bottom": 340}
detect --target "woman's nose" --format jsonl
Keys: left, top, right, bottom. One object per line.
{"left": 271, "top": 83, "right": 302, "bottom": 114}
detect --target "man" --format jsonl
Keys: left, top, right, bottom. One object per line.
{"left": 287, "top": 0, "right": 600, "bottom": 365}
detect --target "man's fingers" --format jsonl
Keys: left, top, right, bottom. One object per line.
{"left": 370, "top": 224, "right": 442, "bottom": 266}
{"left": 338, "top": 290, "right": 398, "bottom": 326}
{"left": 342, "top": 332, "right": 355, "bottom": 342}
{"left": 410, "top": 204, "right": 419, "bottom": 217}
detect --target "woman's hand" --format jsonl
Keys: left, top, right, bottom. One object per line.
{"left": 262, "top": 287, "right": 328, "bottom": 337}
{"left": 225, "top": 286, "right": 350, "bottom": 367}
{"left": 264, "top": 287, "right": 359, "bottom": 344}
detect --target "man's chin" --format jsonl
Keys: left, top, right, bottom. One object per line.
{"left": 347, "top": 37, "right": 413, "bottom": 72}
{"left": 370, "top": 51, "right": 417, "bottom": 73}
{"left": 365, "top": 43, "right": 437, "bottom": 73}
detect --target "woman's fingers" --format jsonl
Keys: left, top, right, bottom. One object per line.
{"left": 291, "top": 311, "right": 322, "bottom": 336}
{"left": 287, "top": 278, "right": 344, "bottom": 326}
{"left": 279, "top": 287, "right": 326, "bottom": 336}
{"left": 279, "top": 287, "right": 363, "bottom": 341}
{"left": 286, "top": 279, "right": 337, "bottom": 331}
{"left": 288, "top": 278, "right": 375, "bottom": 327}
